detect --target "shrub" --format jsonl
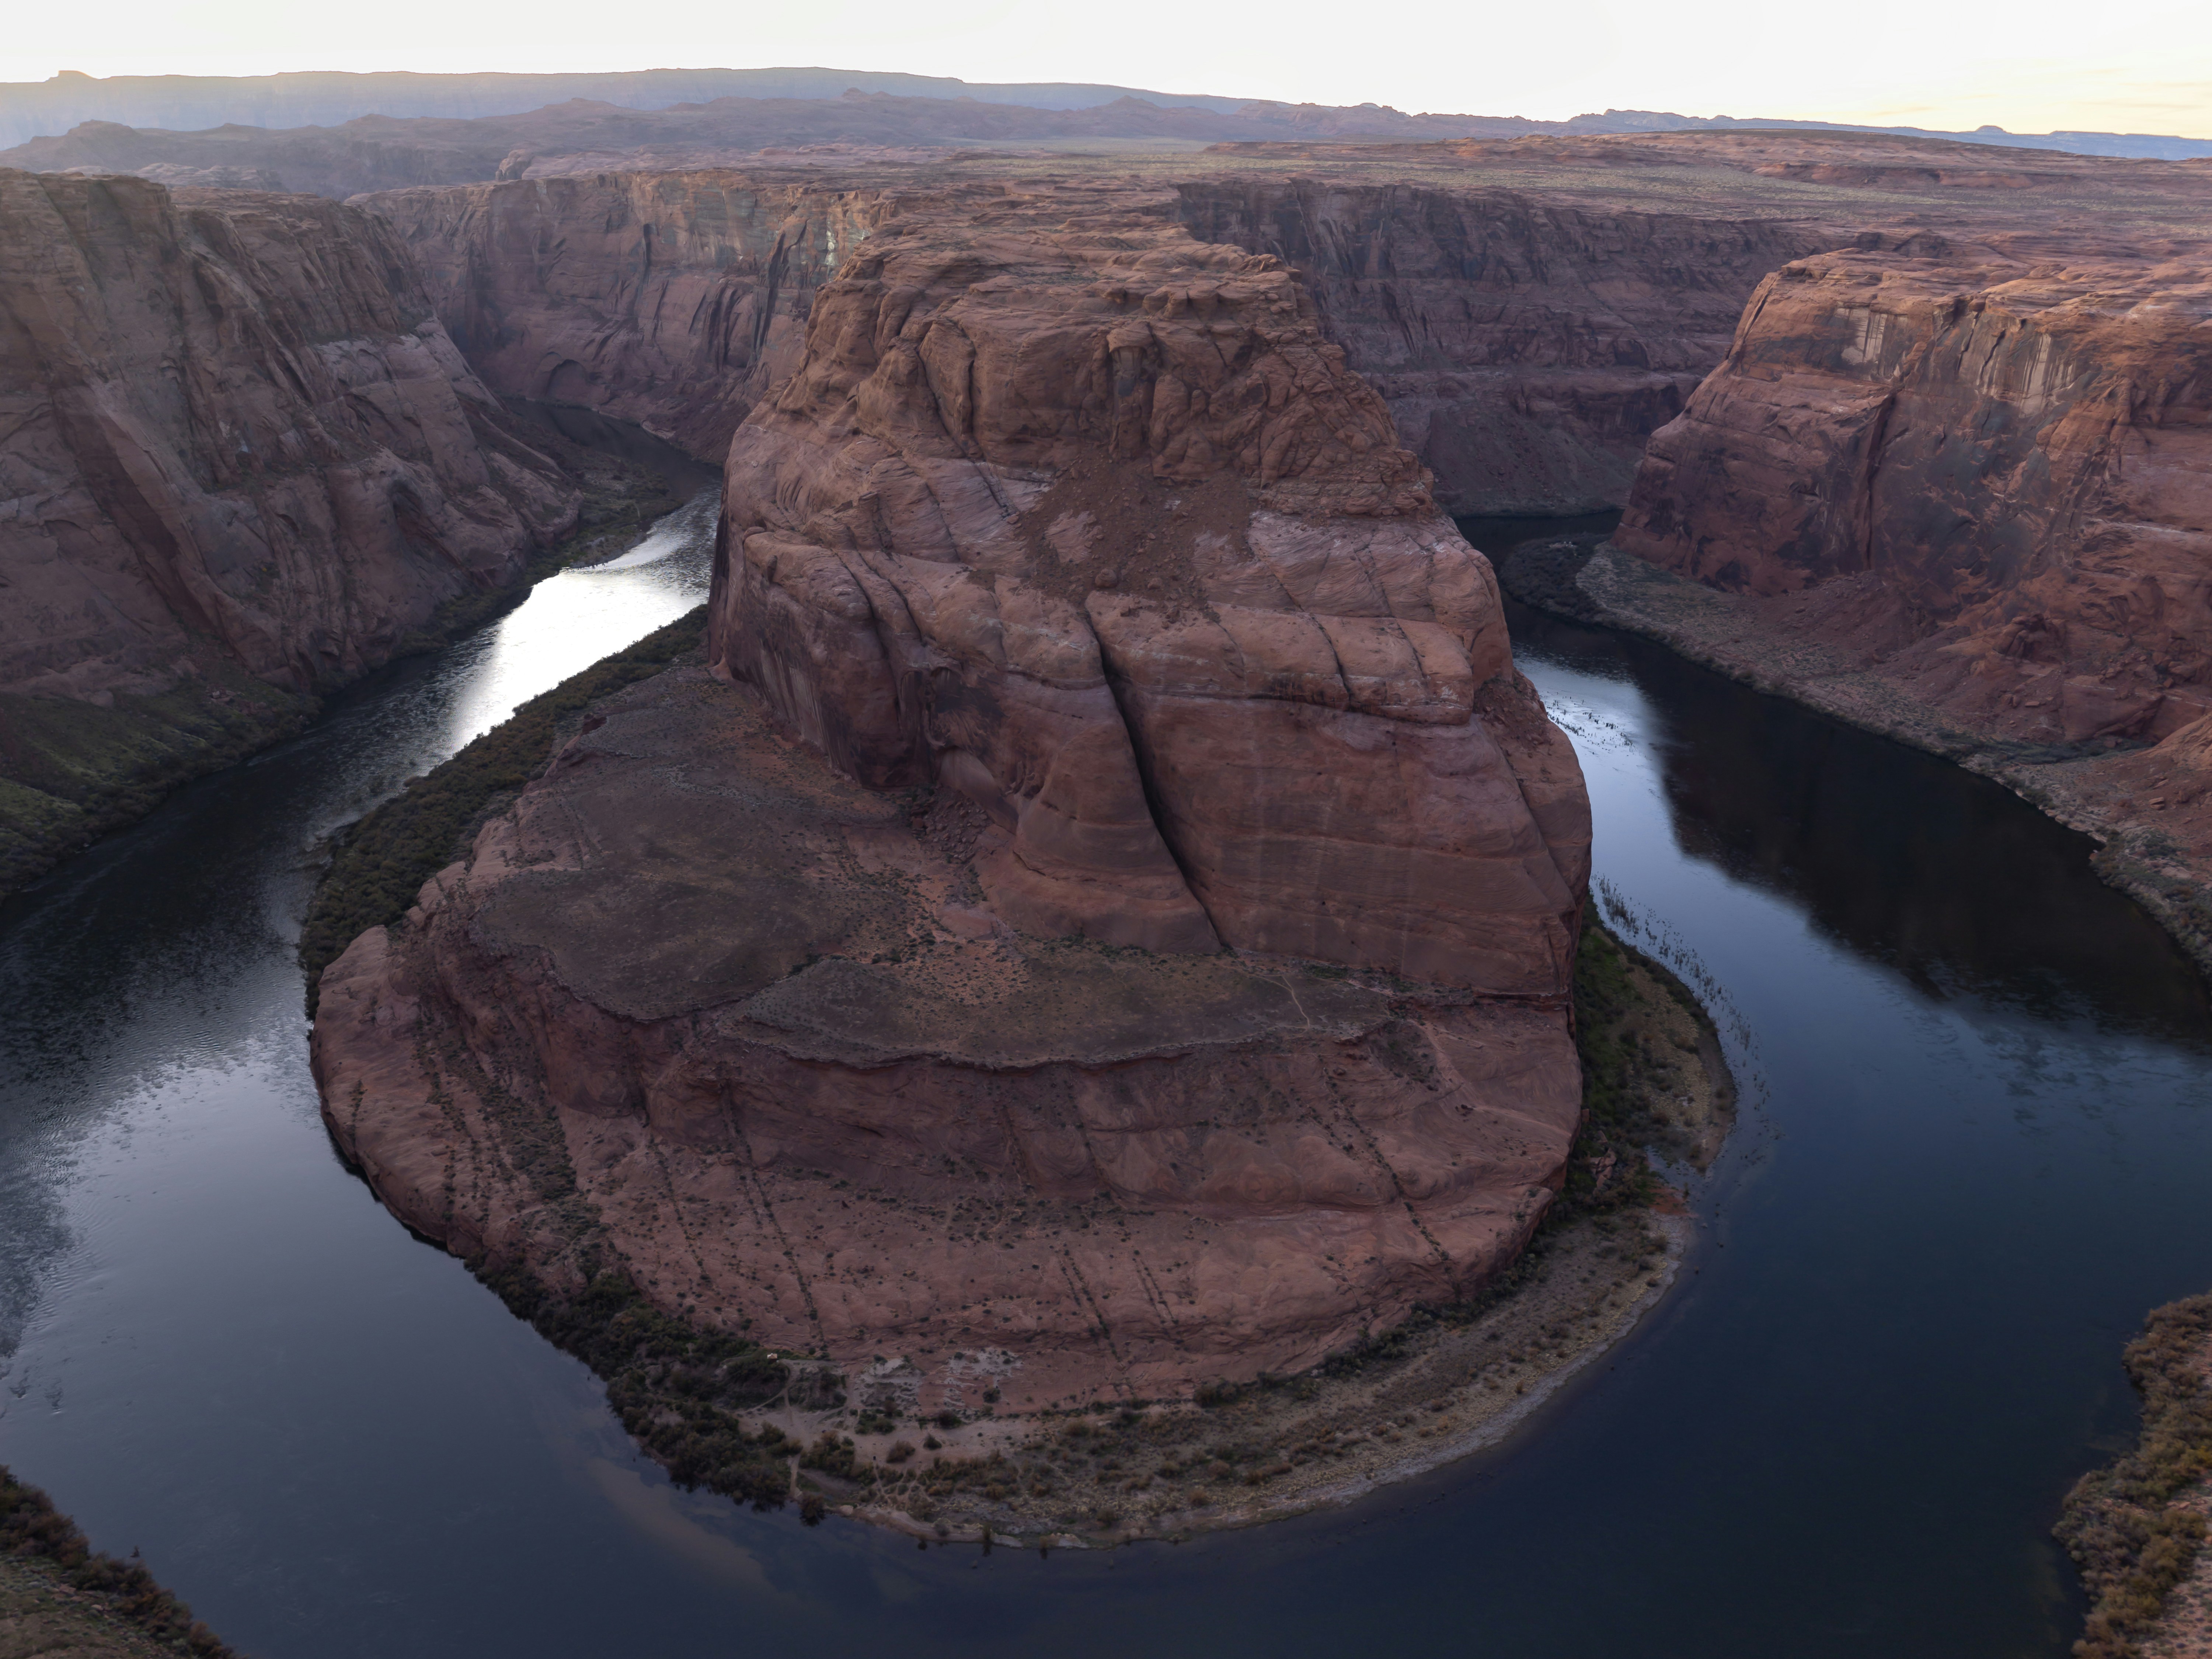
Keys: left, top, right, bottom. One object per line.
{"left": 0, "top": 1465, "right": 237, "bottom": 1655}
{"left": 300, "top": 607, "right": 707, "bottom": 1008}
{"left": 2056, "top": 1293, "right": 2212, "bottom": 1658}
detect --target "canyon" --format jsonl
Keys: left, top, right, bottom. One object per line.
{"left": 0, "top": 81, "right": 2194, "bottom": 1655}
{"left": 309, "top": 180, "right": 1594, "bottom": 1407}
{"left": 0, "top": 168, "right": 584, "bottom": 895}
{"left": 301, "top": 126, "right": 2210, "bottom": 1434}
{"left": 1572, "top": 219, "right": 2212, "bottom": 966}
{"left": 357, "top": 147, "right": 1837, "bottom": 516}
{"left": 2, "top": 107, "right": 2204, "bottom": 1612}
{"left": 356, "top": 131, "right": 2212, "bottom": 524}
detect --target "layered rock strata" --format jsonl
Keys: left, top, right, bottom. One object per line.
{"left": 363, "top": 156, "right": 1825, "bottom": 510}
{"left": 1173, "top": 181, "right": 1822, "bottom": 515}
{"left": 365, "top": 174, "right": 881, "bottom": 460}
{"left": 1579, "top": 242, "right": 2212, "bottom": 963}
{"left": 1618, "top": 243, "right": 2212, "bottom": 745}
{"left": 312, "top": 185, "right": 1593, "bottom": 1406}
{"left": 0, "top": 169, "right": 580, "bottom": 890}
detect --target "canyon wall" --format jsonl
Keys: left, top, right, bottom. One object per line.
{"left": 367, "top": 164, "right": 1821, "bottom": 514}
{"left": 312, "top": 181, "right": 1595, "bottom": 1406}
{"left": 1616, "top": 243, "right": 2212, "bottom": 746}
{"left": 1174, "top": 181, "right": 1823, "bottom": 514}
{"left": 364, "top": 173, "right": 884, "bottom": 461}
{"left": 0, "top": 168, "right": 578, "bottom": 888}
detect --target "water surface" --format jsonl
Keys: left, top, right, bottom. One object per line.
{"left": 0, "top": 508, "right": 2205, "bottom": 1658}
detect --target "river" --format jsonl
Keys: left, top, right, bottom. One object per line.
{"left": 0, "top": 495, "right": 2205, "bottom": 1658}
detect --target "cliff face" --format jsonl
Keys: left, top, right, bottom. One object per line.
{"left": 1175, "top": 181, "right": 1823, "bottom": 514}
{"left": 0, "top": 169, "right": 578, "bottom": 888}
{"left": 365, "top": 173, "right": 883, "bottom": 461}
{"left": 311, "top": 182, "right": 1593, "bottom": 1406}
{"left": 365, "top": 164, "right": 1820, "bottom": 514}
{"left": 1616, "top": 244, "right": 2212, "bottom": 746}
{"left": 1522, "top": 236, "right": 2212, "bottom": 972}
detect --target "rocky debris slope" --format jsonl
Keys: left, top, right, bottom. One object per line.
{"left": 365, "top": 173, "right": 884, "bottom": 462}
{"left": 311, "top": 183, "right": 1593, "bottom": 1408}
{"left": 0, "top": 168, "right": 579, "bottom": 892}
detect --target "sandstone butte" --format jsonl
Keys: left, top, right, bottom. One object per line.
{"left": 0, "top": 167, "right": 581, "bottom": 890}
{"left": 304, "top": 129, "right": 2212, "bottom": 1406}
{"left": 309, "top": 181, "right": 1595, "bottom": 1408}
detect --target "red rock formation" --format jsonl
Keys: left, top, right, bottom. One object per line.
{"left": 365, "top": 173, "right": 880, "bottom": 461}
{"left": 712, "top": 186, "right": 1588, "bottom": 985}
{"left": 366, "top": 163, "right": 1820, "bottom": 515}
{"left": 0, "top": 169, "right": 578, "bottom": 704}
{"left": 311, "top": 183, "right": 1592, "bottom": 1406}
{"left": 1173, "top": 180, "right": 1823, "bottom": 515}
{"left": 1616, "top": 242, "right": 2212, "bottom": 746}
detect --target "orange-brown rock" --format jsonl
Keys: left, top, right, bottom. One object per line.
{"left": 710, "top": 185, "right": 1589, "bottom": 986}
{"left": 1509, "top": 224, "right": 2212, "bottom": 967}
{"left": 0, "top": 168, "right": 578, "bottom": 699}
{"left": 312, "top": 668, "right": 1584, "bottom": 1406}
{"left": 366, "top": 163, "right": 1816, "bottom": 514}
{"left": 365, "top": 173, "right": 878, "bottom": 461}
{"left": 0, "top": 168, "right": 579, "bottom": 888}
{"left": 1173, "top": 179, "right": 1822, "bottom": 514}
{"left": 1617, "top": 243, "right": 2212, "bottom": 747}
{"left": 310, "top": 182, "right": 1592, "bottom": 1406}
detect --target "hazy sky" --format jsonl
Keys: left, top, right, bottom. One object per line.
{"left": 7, "top": 0, "right": 2210, "bottom": 137}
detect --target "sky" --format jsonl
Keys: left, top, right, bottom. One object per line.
{"left": 4, "top": 0, "right": 2210, "bottom": 137}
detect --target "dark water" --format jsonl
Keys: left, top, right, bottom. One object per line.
{"left": 0, "top": 505, "right": 2207, "bottom": 1658}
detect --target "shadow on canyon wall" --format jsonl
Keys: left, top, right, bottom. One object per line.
{"left": 1468, "top": 521, "right": 2212, "bottom": 1041}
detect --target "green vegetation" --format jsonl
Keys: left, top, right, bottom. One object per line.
{"left": 0, "top": 665, "right": 316, "bottom": 900}
{"left": 299, "top": 607, "right": 707, "bottom": 1004}
{"left": 2056, "top": 1292, "right": 2212, "bottom": 1658}
{"left": 484, "top": 1265, "right": 801, "bottom": 1509}
{"left": 0, "top": 1464, "right": 235, "bottom": 1656}
{"left": 1567, "top": 917, "right": 1693, "bottom": 1196}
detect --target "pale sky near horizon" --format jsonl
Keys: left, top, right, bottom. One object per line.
{"left": 5, "top": 0, "right": 2209, "bottom": 139}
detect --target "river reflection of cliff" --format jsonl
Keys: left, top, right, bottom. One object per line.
{"left": 1504, "top": 597, "right": 2212, "bottom": 1041}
